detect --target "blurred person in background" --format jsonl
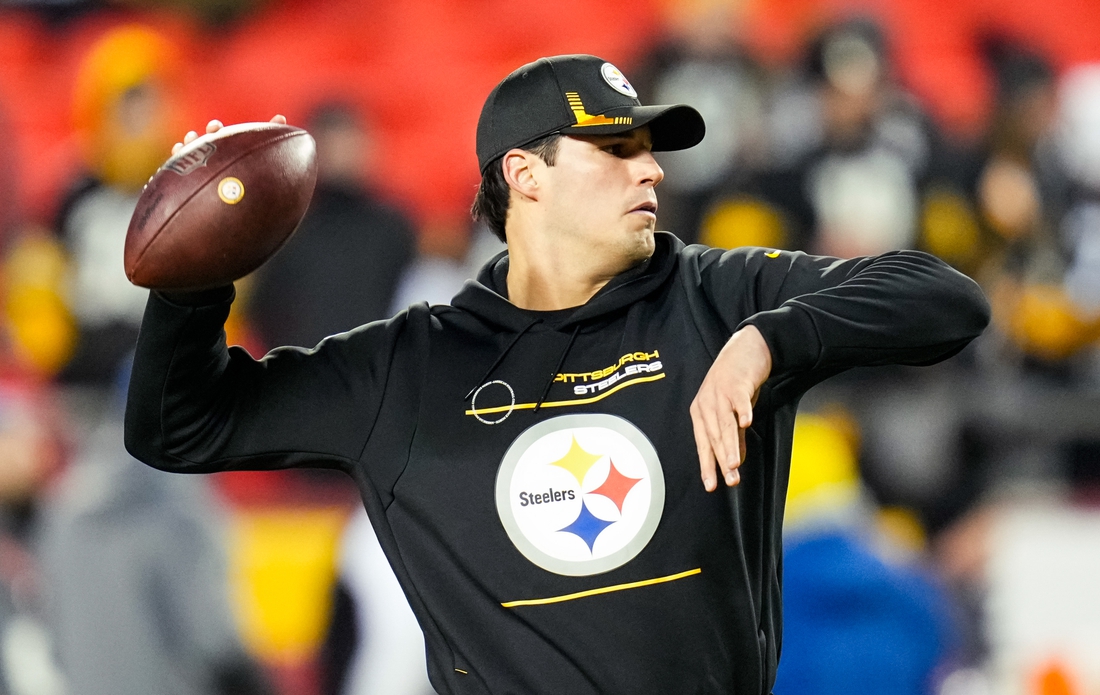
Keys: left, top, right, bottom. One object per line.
{"left": 953, "top": 40, "right": 1100, "bottom": 375}
{"left": 921, "top": 39, "right": 1063, "bottom": 286}
{"left": 982, "top": 59, "right": 1100, "bottom": 373}
{"left": 708, "top": 18, "right": 943, "bottom": 258}
{"left": 793, "top": 17, "right": 935, "bottom": 257}
{"left": 634, "top": 0, "right": 767, "bottom": 243}
{"left": 246, "top": 101, "right": 416, "bottom": 351}
{"left": 41, "top": 363, "right": 274, "bottom": 695}
{"left": 54, "top": 25, "right": 181, "bottom": 387}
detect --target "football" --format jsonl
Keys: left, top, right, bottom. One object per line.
{"left": 125, "top": 122, "right": 317, "bottom": 290}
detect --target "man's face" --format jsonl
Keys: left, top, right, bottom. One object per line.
{"left": 535, "top": 127, "right": 664, "bottom": 271}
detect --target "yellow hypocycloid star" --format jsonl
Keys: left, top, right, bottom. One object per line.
{"left": 549, "top": 436, "right": 603, "bottom": 486}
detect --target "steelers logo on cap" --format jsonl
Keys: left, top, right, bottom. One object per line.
{"left": 495, "top": 414, "right": 664, "bottom": 576}
{"left": 600, "top": 62, "right": 638, "bottom": 98}
{"left": 217, "top": 176, "right": 245, "bottom": 205}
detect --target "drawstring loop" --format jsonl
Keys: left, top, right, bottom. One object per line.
{"left": 533, "top": 324, "right": 581, "bottom": 413}
{"left": 464, "top": 319, "right": 540, "bottom": 401}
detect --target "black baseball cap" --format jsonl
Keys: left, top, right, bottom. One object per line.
{"left": 476, "top": 54, "right": 706, "bottom": 173}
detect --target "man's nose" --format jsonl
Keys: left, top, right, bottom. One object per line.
{"left": 636, "top": 151, "right": 664, "bottom": 187}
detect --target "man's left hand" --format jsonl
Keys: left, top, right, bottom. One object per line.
{"left": 690, "top": 325, "right": 772, "bottom": 491}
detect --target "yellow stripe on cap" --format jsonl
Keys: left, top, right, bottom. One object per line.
{"left": 565, "top": 91, "right": 621, "bottom": 127}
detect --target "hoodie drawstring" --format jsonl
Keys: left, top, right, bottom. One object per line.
{"left": 464, "top": 319, "right": 541, "bottom": 401}
{"left": 533, "top": 324, "right": 581, "bottom": 414}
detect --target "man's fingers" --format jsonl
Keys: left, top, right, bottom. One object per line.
{"left": 690, "top": 402, "right": 718, "bottom": 492}
{"left": 730, "top": 391, "right": 753, "bottom": 454}
{"left": 738, "top": 399, "right": 754, "bottom": 429}
{"left": 697, "top": 395, "right": 730, "bottom": 482}
{"left": 716, "top": 395, "right": 741, "bottom": 483}
{"left": 726, "top": 467, "right": 740, "bottom": 487}
{"left": 175, "top": 117, "right": 285, "bottom": 157}
{"left": 724, "top": 394, "right": 753, "bottom": 486}
{"left": 694, "top": 387, "right": 753, "bottom": 489}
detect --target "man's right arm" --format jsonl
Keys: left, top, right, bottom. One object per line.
{"left": 125, "top": 287, "right": 406, "bottom": 474}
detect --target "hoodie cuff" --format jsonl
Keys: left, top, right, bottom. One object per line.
{"left": 740, "top": 304, "right": 821, "bottom": 375}
{"left": 155, "top": 285, "right": 235, "bottom": 307}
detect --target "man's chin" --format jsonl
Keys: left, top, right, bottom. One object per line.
{"left": 633, "top": 227, "right": 656, "bottom": 257}
{"left": 617, "top": 231, "right": 655, "bottom": 271}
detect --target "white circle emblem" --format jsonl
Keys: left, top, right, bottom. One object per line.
{"left": 495, "top": 414, "right": 664, "bottom": 576}
{"left": 600, "top": 62, "right": 638, "bottom": 98}
{"left": 470, "top": 380, "right": 516, "bottom": 425}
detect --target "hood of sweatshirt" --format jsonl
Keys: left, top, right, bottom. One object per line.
{"left": 451, "top": 232, "right": 681, "bottom": 333}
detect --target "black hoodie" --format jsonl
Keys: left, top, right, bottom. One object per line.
{"left": 125, "top": 233, "right": 989, "bottom": 695}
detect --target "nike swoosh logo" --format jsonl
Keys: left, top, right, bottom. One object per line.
{"left": 765, "top": 251, "right": 780, "bottom": 258}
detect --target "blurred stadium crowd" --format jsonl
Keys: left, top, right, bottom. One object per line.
{"left": 1, "top": 0, "right": 1100, "bottom": 694}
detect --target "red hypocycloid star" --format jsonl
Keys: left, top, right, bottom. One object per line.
{"left": 589, "top": 460, "right": 642, "bottom": 513}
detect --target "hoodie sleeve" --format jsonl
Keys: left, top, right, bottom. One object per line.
{"left": 124, "top": 288, "right": 410, "bottom": 474}
{"left": 693, "top": 247, "right": 991, "bottom": 379}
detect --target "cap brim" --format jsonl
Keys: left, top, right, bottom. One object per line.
{"left": 559, "top": 104, "right": 705, "bottom": 152}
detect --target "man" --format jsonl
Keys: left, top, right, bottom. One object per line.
{"left": 126, "top": 55, "right": 990, "bottom": 694}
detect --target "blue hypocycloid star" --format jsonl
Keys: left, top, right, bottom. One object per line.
{"left": 557, "top": 499, "right": 615, "bottom": 552}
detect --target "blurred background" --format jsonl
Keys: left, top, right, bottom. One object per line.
{"left": 1, "top": 0, "right": 1099, "bottom": 694}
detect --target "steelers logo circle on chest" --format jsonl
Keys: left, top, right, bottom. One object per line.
{"left": 495, "top": 414, "right": 664, "bottom": 576}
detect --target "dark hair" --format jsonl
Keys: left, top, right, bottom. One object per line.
{"left": 471, "top": 133, "right": 560, "bottom": 243}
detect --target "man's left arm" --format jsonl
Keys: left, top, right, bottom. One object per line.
{"left": 737, "top": 249, "right": 991, "bottom": 375}
{"left": 690, "top": 248, "right": 991, "bottom": 490}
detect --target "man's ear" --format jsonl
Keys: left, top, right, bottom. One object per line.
{"left": 502, "top": 149, "right": 541, "bottom": 200}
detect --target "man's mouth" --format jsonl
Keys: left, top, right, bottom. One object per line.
{"left": 630, "top": 202, "right": 658, "bottom": 216}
